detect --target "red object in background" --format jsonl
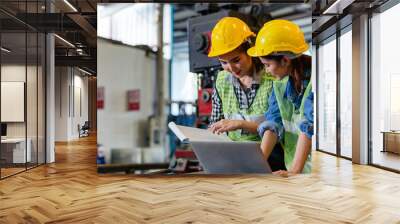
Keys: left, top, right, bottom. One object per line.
{"left": 175, "top": 149, "right": 197, "bottom": 159}
{"left": 198, "top": 88, "right": 212, "bottom": 116}
{"left": 97, "top": 87, "right": 104, "bottom": 109}
{"left": 127, "top": 89, "right": 140, "bottom": 111}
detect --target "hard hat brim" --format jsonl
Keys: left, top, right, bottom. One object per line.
{"left": 208, "top": 44, "right": 240, "bottom": 57}
{"left": 247, "top": 46, "right": 261, "bottom": 57}
{"left": 208, "top": 32, "right": 255, "bottom": 58}
{"left": 247, "top": 44, "right": 309, "bottom": 58}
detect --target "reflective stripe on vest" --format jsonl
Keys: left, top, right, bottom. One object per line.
{"left": 282, "top": 119, "right": 300, "bottom": 134}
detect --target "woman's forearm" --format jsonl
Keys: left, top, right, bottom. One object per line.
{"left": 290, "top": 133, "right": 312, "bottom": 174}
{"left": 239, "top": 121, "right": 259, "bottom": 134}
{"left": 260, "top": 130, "right": 278, "bottom": 161}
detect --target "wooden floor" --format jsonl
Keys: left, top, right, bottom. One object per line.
{"left": 1, "top": 163, "right": 46, "bottom": 178}
{"left": 1, "top": 135, "right": 400, "bottom": 223}
{"left": 1, "top": 167, "right": 26, "bottom": 177}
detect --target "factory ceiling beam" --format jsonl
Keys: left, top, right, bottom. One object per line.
{"left": 51, "top": 0, "right": 97, "bottom": 47}
{"left": 322, "top": 0, "right": 356, "bottom": 15}
{"left": 67, "top": 13, "right": 97, "bottom": 46}
{"left": 13, "top": 13, "right": 81, "bottom": 32}
{"left": 312, "top": 15, "right": 335, "bottom": 34}
{"left": 55, "top": 55, "right": 96, "bottom": 71}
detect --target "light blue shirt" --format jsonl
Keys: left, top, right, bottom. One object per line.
{"left": 258, "top": 76, "right": 314, "bottom": 140}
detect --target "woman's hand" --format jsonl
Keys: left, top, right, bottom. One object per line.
{"left": 272, "top": 170, "right": 298, "bottom": 177}
{"left": 209, "top": 119, "right": 243, "bottom": 134}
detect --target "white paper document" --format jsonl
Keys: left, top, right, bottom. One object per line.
{"left": 168, "top": 122, "right": 231, "bottom": 142}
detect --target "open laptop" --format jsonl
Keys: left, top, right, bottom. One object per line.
{"left": 168, "top": 122, "right": 271, "bottom": 174}
{"left": 190, "top": 141, "right": 272, "bottom": 174}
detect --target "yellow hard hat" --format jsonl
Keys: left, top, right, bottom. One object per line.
{"left": 208, "top": 17, "right": 255, "bottom": 57}
{"left": 247, "top": 19, "right": 308, "bottom": 57}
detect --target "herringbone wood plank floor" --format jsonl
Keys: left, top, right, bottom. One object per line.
{"left": 1, "top": 135, "right": 400, "bottom": 223}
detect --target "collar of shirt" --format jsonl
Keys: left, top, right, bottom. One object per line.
{"left": 284, "top": 69, "right": 311, "bottom": 109}
{"left": 229, "top": 68, "right": 261, "bottom": 88}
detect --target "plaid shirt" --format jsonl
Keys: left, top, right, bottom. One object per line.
{"left": 210, "top": 71, "right": 261, "bottom": 124}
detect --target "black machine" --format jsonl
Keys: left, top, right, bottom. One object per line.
{"left": 188, "top": 10, "right": 258, "bottom": 88}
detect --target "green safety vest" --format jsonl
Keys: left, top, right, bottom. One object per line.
{"left": 273, "top": 76, "right": 312, "bottom": 173}
{"left": 216, "top": 70, "right": 274, "bottom": 141}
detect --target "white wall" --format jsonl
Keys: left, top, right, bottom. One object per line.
{"left": 1, "top": 65, "right": 35, "bottom": 137}
{"left": 1, "top": 66, "right": 26, "bottom": 127}
{"left": 1, "top": 65, "right": 26, "bottom": 81}
{"left": 55, "top": 67, "right": 68, "bottom": 141}
{"left": 1, "top": 64, "right": 46, "bottom": 164}
{"left": 54, "top": 67, "right": 89, "bottom": 141}
{"left": 70, "top": 73, "right": 89, "bottom": 139}
{"left": 98, "top": 38, "right": 170, "bottom": 163}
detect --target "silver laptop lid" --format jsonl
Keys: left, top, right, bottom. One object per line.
{"left": 190, "top": 141, "right": 272, "bottom": 174}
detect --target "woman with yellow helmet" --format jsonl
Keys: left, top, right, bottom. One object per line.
{"left": 247, "top": 19, "right": 314, "bottom": 176}
{"left": 207, "top": 17, "right": 286, "bottom": 171}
